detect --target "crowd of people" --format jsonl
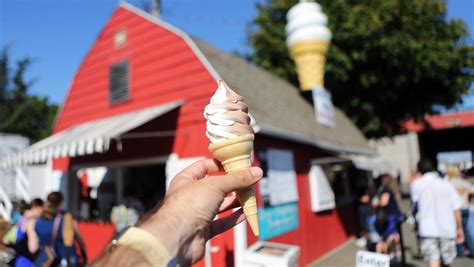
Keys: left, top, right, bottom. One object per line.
{"left": 355, "top": 158, "right": 474, "bottom": 267}
{"left": 2, "top": 192, "right": 86, "bottom": 267}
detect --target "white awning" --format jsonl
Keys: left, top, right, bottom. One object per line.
{"left": 348, "top": 155, "right": 398, "bottom": 174}
{"left": 1, "top": 100, "right": 184, "bottom": 169}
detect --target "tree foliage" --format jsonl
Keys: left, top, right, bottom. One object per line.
{"left": 0, "top": 47, "right": 58, "bottom": 142}
{"left": 248, "top": 0, "right": 474, "bottom": 137}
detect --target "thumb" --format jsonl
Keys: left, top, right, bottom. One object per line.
{"left": 209, "top": 167, "right": 263, "bottom": 194}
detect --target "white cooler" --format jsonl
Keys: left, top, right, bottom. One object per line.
{"left": 242, "top": 241, "right": 300, "bottom": 267}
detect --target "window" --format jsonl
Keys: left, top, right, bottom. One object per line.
{"left": 109, "top": 60, "right": 129, "bottom": 104}
{"left": 256, "top": 148, "right": 299, "bottom": 207}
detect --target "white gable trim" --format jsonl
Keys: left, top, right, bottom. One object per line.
{"left": 257, "top": 124, "right": 375, "bottom": 156}
{"left": 120, "top": 3, "right": 222, "bottom": 82}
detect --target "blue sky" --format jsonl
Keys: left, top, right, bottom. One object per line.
{"left": 1, "top": 0, "right": 473, "bottom": 109}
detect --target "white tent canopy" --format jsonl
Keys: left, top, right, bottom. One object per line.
{"left": 0, "top": 100, "right": 183, "bottom": 169}
{"left": 348, "top": 154, "right": 398, "bottom": 176}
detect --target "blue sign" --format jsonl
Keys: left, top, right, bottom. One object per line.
{"left": 258, "top": 202, "right": 299, "bottom": 240}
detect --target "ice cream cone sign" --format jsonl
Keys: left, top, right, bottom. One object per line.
{"left": 204, "top": 80, "right": 260, "bottom": 236}
{"left": 286, "top": 0, "right": 332, "bottom": 91}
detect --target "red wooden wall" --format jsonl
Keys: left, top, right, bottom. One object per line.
{"left": 53, "top": 5, "right": 214, "bottom": 159}
{"left": 77, "top": 222, "right": 115, "bottom": 262}
{"left": 249, "top": 135, "right": 357, "bottom": 265}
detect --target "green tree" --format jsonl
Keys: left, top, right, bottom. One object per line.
{"left": 248, "top": 0, "right": 474, "bottom": 137}
{"left": 0, "top": 47, "right": 58, "bottom": 142}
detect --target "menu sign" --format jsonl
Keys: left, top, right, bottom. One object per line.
{"left": 267, "top": 149, "right": 299, "bottom": 206}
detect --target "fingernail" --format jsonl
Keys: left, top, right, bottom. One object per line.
{"left": 250, "top": 167, "right": 263, "bottom": 178}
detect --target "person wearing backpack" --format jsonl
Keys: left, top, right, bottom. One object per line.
{"left": 26, "top": 192, "right": 85, "bottom": 266}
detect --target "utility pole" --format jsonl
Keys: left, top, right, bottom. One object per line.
{"left": 152, "top": 0, "right": 161, "bottom": 18}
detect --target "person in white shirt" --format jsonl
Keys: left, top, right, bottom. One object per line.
{"left": 411, "top": 158, "right": 464, "bottom": 267}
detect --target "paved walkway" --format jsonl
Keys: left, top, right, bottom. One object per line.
{"left": 308, "top": 200, "right": 474, "bottom": 267}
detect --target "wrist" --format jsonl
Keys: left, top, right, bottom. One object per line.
{"left": 139, "top": 208, "right": 186, "bottom": 256}
{"left": 111, "top": 227, "right": 173, "bottom": 267}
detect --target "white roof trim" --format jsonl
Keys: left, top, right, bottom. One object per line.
{"left": 255, "top": 124, "right": 375, "bottom": 156}
{"left": 120, "top": 2, "right": 222, "bottom": 81}
{"left": 346, "top": 155, "right": 397, "bottom": 172}
{"left": 0, "top": 100, "right": 184, "bottom": 170}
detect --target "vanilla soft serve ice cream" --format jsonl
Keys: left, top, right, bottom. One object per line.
{"left": 204, "top": 80, "right": 259, "bottom": 236}
{"left": 285, "top": 0, "right": 331, "bottom": 47}
{"left": 285, "top": 0, "right": 332, "bottom": 90}
{"left": 204, "top": 80, "right": 253, "bottom": 144}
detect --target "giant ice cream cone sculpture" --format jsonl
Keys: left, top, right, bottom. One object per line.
{"left": 204, "top": 81, "right": 259, "bottom": 236}
{"left": 286, "top": 0, "right": 332, "bottom": 91}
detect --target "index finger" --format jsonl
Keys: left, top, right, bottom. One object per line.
{"left": 207, "top": 167, "right": 263, "bottom": 194}
{"left": 177, "top": 158, "right": 224, "bottom": 181}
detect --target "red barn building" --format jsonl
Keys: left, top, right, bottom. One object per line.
{"left": 2, "top": 3, "right": 373, "bottom": 266}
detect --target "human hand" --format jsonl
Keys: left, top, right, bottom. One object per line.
{"left": 140, "top": 159, "right": 263, "bottom": 266}
{"left": 360, "top": 194, "right": 370, "bottom": 204}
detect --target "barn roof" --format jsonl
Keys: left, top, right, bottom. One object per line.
{"left": 120, "top": 2, "right": 371, "bottom": 155}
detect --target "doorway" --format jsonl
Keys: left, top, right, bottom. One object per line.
{"left": 124, "top": 163, "right": 167, "bottom": 211}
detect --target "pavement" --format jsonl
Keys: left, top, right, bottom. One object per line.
{"left": 308, "top": 199, "right": 474, "bottom": 267}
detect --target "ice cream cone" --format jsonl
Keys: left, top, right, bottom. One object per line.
{"left": 289, "top": 39, "right": 329, "bottom": 91}
{"left": 285, "top": 0, "right": 332, "bottom": 91}
{"left": 208, "top": 134, "right": 260, "bottom": 236}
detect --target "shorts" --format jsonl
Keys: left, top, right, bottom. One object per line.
{"left": 420, "top": 237, "right": 456, "bottom": 264}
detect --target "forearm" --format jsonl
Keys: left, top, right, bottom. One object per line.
{"left": 26, "top": 223, "right": 39, "bottom": 253}
{"left": 139, "top": 209, "right": 183, "bottom": 257}
{"left": 455, "top": 209, "right": 463, "bottom": 230}
{"left": 93, "top": 208, "right": 181, "bottom": 266}
{"left": 92, "top": 226, "right": 175, "bottom": 267}
{"left": 27, "top": 236, "right": 38, "bottom": 254}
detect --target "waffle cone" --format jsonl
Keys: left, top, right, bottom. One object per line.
{"left": 289, "top": 39, "right": 330, "bottom": 91}
{"left": 209, "top": 134, "right": 260, "bottom": 236}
